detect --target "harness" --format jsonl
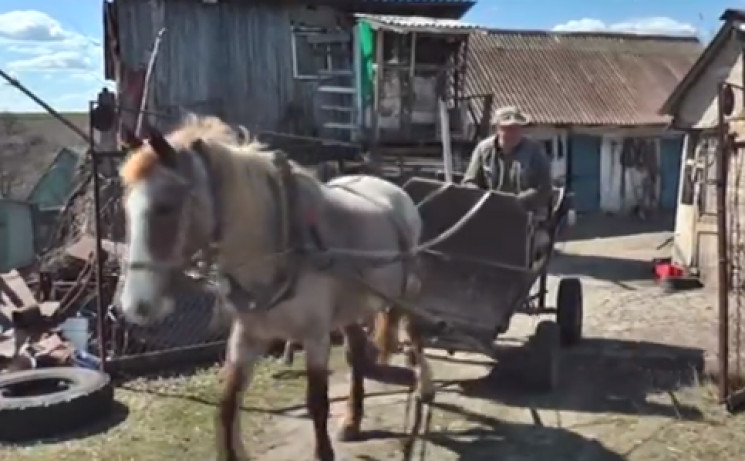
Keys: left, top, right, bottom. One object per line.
{"left": 126, "top": 145, "right": 325, "bottom": 311}
{"left": 197, "top": 148, "right": 323, "bottom": 311}
{"left": 126, "top": 146, "right": 493, "bottom": 314}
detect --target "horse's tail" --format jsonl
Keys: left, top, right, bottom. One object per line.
{"left": 371, "top": 268, "right": 422, "bottom": 364}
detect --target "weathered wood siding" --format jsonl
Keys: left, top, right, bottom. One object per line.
{"left": 115, "top": 0, "right": 343, "bottom": 134}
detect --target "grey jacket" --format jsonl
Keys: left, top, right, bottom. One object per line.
{"left": 461, "top": 135, "right": 553, "bottom": 212}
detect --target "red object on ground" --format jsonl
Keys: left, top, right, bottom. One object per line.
{"left": 654, "top": 262, "right": 684, "bottom": 280}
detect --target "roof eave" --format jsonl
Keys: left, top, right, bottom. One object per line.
{"left": 659, "top": 18, "right": 736, "bottom": 116}
{"left": 721, "top": 9, "right": 745, "bottom": 22}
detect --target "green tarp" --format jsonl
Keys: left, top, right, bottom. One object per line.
{"left": 358, "top": 20, "right": 375, "bottom": 104}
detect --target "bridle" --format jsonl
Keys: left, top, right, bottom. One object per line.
{"left": 125, "top": 166, "right": 211, "bottom": 278}
{"left": 123, "top": 131, "right": 304, "bottom": 311}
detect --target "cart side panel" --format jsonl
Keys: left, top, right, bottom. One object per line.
{"left": 404, "top": 177, "right": 537, "bottom": 338}
{"left": 415, "top": 253, "right": 533, "bottom": 340}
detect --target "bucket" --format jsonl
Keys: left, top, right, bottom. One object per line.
{"left": 61, "top": 316, "right": 90, "bottom": 351}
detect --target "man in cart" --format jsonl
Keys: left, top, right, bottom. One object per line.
{"left": 461, "top": 106, "right": 554, "bottom": 253}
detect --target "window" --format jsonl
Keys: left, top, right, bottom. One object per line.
{"left": 541, "top": 139, "right": 553, "bottom": 160}
{"left": 291, "top": 27, "right": 351, "bottom": 79}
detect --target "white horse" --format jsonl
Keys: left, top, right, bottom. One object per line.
{"left": 117, "top": 115, "right": 433, "bottom": 461}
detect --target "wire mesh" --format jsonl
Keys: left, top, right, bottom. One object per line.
{"left": 728, "top": 135, "right": 745, "bottom": 385}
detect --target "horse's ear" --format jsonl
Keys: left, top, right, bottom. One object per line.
{"left": 190, "top": 138, "right": 207, "bottom": 156}
{"left": 235, "top": 125, "right": 250, "bottom": 144}
{"left": 120, "top": 127, "right": 143, "bottom": 149}
{"left": 148, "top": 128, "right": 178, "bottom": 169}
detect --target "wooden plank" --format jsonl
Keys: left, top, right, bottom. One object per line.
{"left": 318, "top": 86, "right": 355, "bottom": 94}
{"left": 320, "top": 105, "right": 354, "bottom": 112}
{"left": 323, "top": 122, "right": 356, "bottom": 130}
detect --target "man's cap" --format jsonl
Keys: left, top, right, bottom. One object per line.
{"left": 492, "top": 106, "right": 531, "bottom": 126}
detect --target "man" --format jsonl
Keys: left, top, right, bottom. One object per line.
{"left": 462, "top": 106, "right": 552, "bottom": 214}
{"left": 462, "top": 106, "right": 554, "bottom": 258}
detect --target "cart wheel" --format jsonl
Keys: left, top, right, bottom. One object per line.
{"left": 526, "top": 320, "right": 561, "bottom": 392}
{"left": 556, "top": 277, "right": 583, "bottom": 346}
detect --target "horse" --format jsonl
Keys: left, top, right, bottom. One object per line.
{"left": 116, "top": 115, "right": 433, "bottom": 461}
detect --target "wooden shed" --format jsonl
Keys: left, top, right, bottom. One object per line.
{"left": 103, "top": 0, "right": 475, "bottom": 146}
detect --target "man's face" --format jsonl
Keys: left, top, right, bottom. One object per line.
{"left": 496, "top": 124, "right": 523, "bottom": 150}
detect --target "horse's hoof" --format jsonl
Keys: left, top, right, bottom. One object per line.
{"left": 336, "top": 423, "right": 361, "bottom": 442}
{"left": 417, "top": 390, "right": 435, "bottom": 405}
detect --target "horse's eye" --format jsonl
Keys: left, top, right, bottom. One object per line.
{"left": 152, "top": 204, "right": 176, "bottom": 217}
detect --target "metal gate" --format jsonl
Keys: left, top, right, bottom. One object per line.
{"left": 715, "top": 82, "right": 745, "bottom": 410}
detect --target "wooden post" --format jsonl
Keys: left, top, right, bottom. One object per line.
{"left": 400, "top": 32, "right": 416, "bottom": 138}
{"left": 439, "top": 98, "right": 453, "bottom": 183}
{"left": 479, "top": 94, "right": 494, "bottom": 139}
{"left": 371, "top": 29, "right": 384, "bottom": 146}
{"left": 369, "top": 28, "right": 385, "bottom": 169}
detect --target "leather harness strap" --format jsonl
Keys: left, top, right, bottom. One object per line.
{"left": 194, "top": 145, "right": 323, "bottom": 311}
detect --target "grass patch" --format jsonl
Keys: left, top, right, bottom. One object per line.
{"left": 0, "top": 355, "right": 317, "bottom": 461}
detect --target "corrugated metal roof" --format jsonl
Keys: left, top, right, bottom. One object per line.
{"left": 465, "top": 30, "right": 703, "bottom": 126}
{"left": 356, "top": 14, "right": 481, "bottom": 32}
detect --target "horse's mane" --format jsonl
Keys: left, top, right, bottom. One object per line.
{"left": 120, "top": 114, "right": 320, "bottom": 186}
{"left": 119, "top": 114, "right": 323, "bottom": 284}
{"left": 120, "top": 114, "right": 264, "bottom": 185}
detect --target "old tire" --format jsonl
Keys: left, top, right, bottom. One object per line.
{"left": 526, "top": 320, "right": 561, "bottom": 392}
{"left": 0, "top": 367, "right": 114, "bottom": 442}
{"left": 557, "top": 277, "right": 583, "bottom": 346}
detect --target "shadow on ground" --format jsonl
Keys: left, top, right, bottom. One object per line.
{"left": 558, "top": 212, "right": 674, "bottom": 242}
{"left": 549, "top": 250, "right": 656, "bottom": 283}
{"left": 433, "top": 337, "right": 705, "bottom": 422}
{"left": 422, "top": 403, "right": 627, "bottom": 461}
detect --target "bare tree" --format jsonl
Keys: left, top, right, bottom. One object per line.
{"left": 0, "top": 112, "right": 30, "bottom": 197}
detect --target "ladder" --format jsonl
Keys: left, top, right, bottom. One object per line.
{"left": 317, "top": 68, "right": 357, "bottom": 142}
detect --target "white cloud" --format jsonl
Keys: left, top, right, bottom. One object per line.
{"left": 1, "top": 10, "right": 102, "bottom": 72}
{"left": 0, "top": 10, "right": 110, "bottom": 111}
{"left": 552, "top": 17, "right": 698, "bottom": 36}
{"left": 0, "top": 10, "right": 72, "bottom": 42}
{"left": 10, "top": 51, "right": 93, "bottom": 71}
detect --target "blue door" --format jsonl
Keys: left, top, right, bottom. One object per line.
{"left": 569, "top": 134, "right": 601, "bottom": 212}
{"left": 659, "top": 137, "right": 684, "bottom": 210}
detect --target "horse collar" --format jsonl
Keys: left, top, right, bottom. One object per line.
{"left": 215, "top": 150, "right": 308, "bottom": 312}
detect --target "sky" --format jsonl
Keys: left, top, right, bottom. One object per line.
{"left": 0, "top": 0, "right": 740, "bottom": 113}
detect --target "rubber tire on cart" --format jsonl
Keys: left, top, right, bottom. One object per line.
{"left": 0, "top": 367, "right": 114, "bottom": 442}
{"left": 525, "top": 320, "right": 561, "bottom": 392}
{"left": 556, "top": 277, "right": 583, "bottom": 347}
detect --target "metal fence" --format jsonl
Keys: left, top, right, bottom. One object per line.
{"left": 716, "top": 82, "right": 745, "bottom": 410}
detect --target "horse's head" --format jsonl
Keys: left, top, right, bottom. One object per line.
{"left": 117, "top": 119, "right": 235, "bottom": 325}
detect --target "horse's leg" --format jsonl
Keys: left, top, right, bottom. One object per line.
{"left": 216, "top": 322, "right": 263, "bottom": 461}
{"left": 337, "top": 323, "right": 368, "bottom": 442}
{"left": 304, "top": 334, "right": 334, "bottom": 461}
{"left": 282, "top": 340, "right": 295, "bottom": 366}
{"left": 402, "top": 314, "right": 434, "bottom": 403}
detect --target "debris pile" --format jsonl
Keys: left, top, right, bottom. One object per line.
{"left": 1, "top": 156, "right": 228, "bottom": 375}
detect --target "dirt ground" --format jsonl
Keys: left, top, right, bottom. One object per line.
{"left": 4, "top": 213, "right": 745, "bottom": 461}
{"left": 259, "top": 213, "right": 745, "bottom": 461}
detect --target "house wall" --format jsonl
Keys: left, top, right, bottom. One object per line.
{"left": 0, "top": 200, "right": 34, "bottom": 272}
{"left": 673, "top": 31, "right": 742, "bottom": 129}
{"left": 115, "top": 0, "right": 343, "bottom": 135}
{"left": 467, "top": 124, "right": 681, "bottom": 214}
{"left": 673, "top": 126, "right": 745, "bottom": 289}
{"left": 26, "top": 148, "right": 80, "bottom": 210}
{"left": 596, "top": 134, "right": 682, "bottom": 213}
{"left": 666, "top": 26, "right": 745, "bottom": 288}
